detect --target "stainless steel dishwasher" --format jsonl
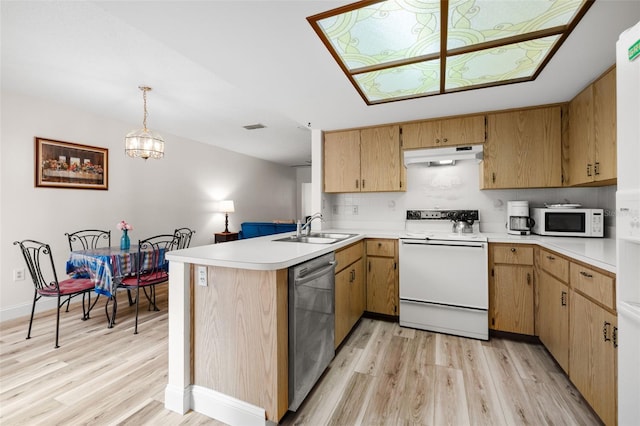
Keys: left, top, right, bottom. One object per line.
{"left": 288, "top": 252, "right": 336, "bottom": 411}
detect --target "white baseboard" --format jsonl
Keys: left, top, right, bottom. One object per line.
{"left": 0, "top": 297, "right": 58, "bottom": 323}
{"left": 164, "top": 384, "right": 268, "bottom": 426}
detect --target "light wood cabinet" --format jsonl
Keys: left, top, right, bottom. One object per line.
{"left": 401, "top": 114, "right": 486, "bottom": 149}
{"left": 335, "top": 241, "right": 365, "bottom": 348}
{"left": 538, "top": 268, "right": 570, "bottom": 372}
{"left": 365, "top": 239, "right": 398, "bottom": 316}
{"left": 489, "top": 244, "right": 535, "bottom": 335}
{"left": 569, "top": 290, "right": 617, "bottom": 426}
{"left": 481, "top": 106, "right": 562, "bottom": 189}
{"left": 323, "top": 125, "right": 404, "bottom": 193}
{"left": 566, "top": 67, "right": 616, "bottom": 186}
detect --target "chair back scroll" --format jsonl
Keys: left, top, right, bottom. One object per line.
{"left": 13, "top": 240, "right": 61, "bottom": 295}
{"left": 173, "top": 227, "right": 195, "bottom": 250}
{"left": 65, "top": 229, "right": 111, "bottom": 251}
{"left": 136, "top": 234, "right": 180, "bottom": 285}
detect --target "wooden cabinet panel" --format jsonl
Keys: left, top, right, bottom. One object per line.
{"left": 569, "top": 291, "right": 617, "bottom": 426}
{"left": 324, "top": 126, "right": 404, "bottom": 193}
{"left": 335, "top": 242, "right": 365, "bottom": 348}
{"left": 493, "top": 245, "right": 533, "bottom": 265}
{"left": 566, "top": 67, "right": 617, "bottom": 186}
{"left": 365, "top": 239, "right": 395, "bottom": 257}
{"left": 482, "top": 106, "right": 562, "bottom": 189}
{"left": 366, "top": 257, "right": 397, "bottom": 315}
{"left": 570, "top": 262, "right": 615, "bottom": 310}
{"left": 593, "top": 68, "right": 617, "bottom": 182}
{"left": 538, "top": 248, "right": 569, "bottom": 282}
{"left": 360, "top": 125, "right": 402, "bottom": 192}
{"left": 324, "top": 130, "right": 360, "bottom": 193}
{"left": 402, "top": 115, "right": 485, "bottom": 149}
{"left": 538, "top": 269, "right": 570, "bottom": 372}
{"left": 491, "top": 264, "right": 535, "bottom": 334}
{"left": 567, "top": 86, "right": 594, "bottom": 185}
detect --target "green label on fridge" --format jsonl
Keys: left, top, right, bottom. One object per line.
{"left": 630, "top": 38, "right": 640, "bottom": 61}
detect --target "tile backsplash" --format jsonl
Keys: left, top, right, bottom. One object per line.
{"left": 323, "top": 161, "right": 617, "bottom": 236}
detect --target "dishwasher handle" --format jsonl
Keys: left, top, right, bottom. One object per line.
{"left": 295, "top": 261, "right": 336, "bottom": 287}
{"left": 401, "top": 240, "right": 486, "bottom": 249}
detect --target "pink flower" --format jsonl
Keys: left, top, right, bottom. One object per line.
{"left": 117, "top": 220, "right": 133, "bottom": 231}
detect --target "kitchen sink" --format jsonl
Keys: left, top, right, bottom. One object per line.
{"left": 273, "top": 232, "right": 356, "bottom": 244}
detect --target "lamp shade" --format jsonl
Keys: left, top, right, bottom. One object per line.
{"left": 220, "top": 200, "right": 235, "bottom": 213}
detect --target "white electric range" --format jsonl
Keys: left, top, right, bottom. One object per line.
{"left": 399, "top": 209, "right": 489, "bottom": 340}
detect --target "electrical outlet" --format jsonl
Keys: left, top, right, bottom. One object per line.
{"left": 13, "top": 269, "right": 25, "bottom": 281}
{"left": 197, "top": 266, "right": 208, "bottom": 287}
{"left": 352, "top": 205, "right": 359, "bottom": 215}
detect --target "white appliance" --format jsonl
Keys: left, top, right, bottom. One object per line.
{"left": 403, "top": 145, "right": 483, "bottom": 167}
{"left": 531, "top": 207, "right": 604, "bottom": 237}
{"left": 507, "top": 201, "right": 534, "bottom": 235}
{"left": 616, "top": 20, "right": 640, "bottom": 426}
{"left": 399, "top": 210, "right": 489, "bottom": 340}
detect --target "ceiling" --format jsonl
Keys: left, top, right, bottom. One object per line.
{"left": 2, "top": 1, "right": 639, "bottom": 167}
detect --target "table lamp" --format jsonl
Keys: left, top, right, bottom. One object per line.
{"left": 220, "top": 200, "right": 235, "bottom": 233}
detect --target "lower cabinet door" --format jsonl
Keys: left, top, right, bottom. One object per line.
{"left": 538, "top": 270, "right": 569, "bottom": 372}
{"left": 570, "top": 291, "right": 617, "bottom": 426}
{"left": 491, "top": 264, "right": 534, "bottom": 334}
{"left": 334, "top": 266, "right": 351, "bottom": 348}
{"left": 366, "top": 256, "right": 398, "bottom": 316}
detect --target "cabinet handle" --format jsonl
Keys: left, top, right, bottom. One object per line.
{"left": 435, "top": 138, "right": 440, "bottom": 144}
{"left": 526, "top": 273, "right": 531, "bottom": 285}
{"left": 443, "top": 138, "right": 448, "bottom": 143}
{"left": 492, "top": 172, "right": 496, "bottom": 183}
{"left": 510, "top": 247, "right": 516, "bottom": 253}
{"left": 580, "top": 270, "right": 594, "bottom": 278}
{"left": 355, "top": 179, "right": 359, "bottom": 189}
{"left": 368, "top": 261, "right": 371, "bottom": 272}
{"left": 587, "top": 164, "right": 592, "bottom": 177}
{"left": 352, "top": 269, "right": 356, "bottom": 282}
{"left": 595, "top": 162, "right": 600, "bottom": 175}
{"left": 603, "top": 321, "right": 611, "bottom": 342}
{"left": 362, "top": 179, "right": 365, "bottom": 189}
{"left": 378, "top": 242, "right": 382, "bottom": 247}
{"left": 561, "top": 291, "right": 567, "bottom": 306}
{"left": 546, "top": 255, "right": 555, "bottom": 260}
{"left": 613, "top": 326, "right": 618, "bottom": 348}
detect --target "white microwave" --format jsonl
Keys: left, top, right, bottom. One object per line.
{"left": 531, "top": 208, "right": 604, "bottom": 237}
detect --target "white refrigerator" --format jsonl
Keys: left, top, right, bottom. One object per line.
{"left": 616, "top": 20, "right": 640, "bottom": 426}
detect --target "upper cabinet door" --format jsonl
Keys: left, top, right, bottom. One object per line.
{"left": 483, "top": 106, "right": 562, "bottom": 189}
{"left": 402, "top": 115, "right": 486, "bottom": 149}
{"left": 567, "top": 86, "right": 595, "bottom": 185}
{"left": 360, "top": 125, "right": 402, "bottom": 192}
{"left": 593, "top": 67, "right": 616, "bottom": 182}
{"left": 324, "top": 130, "right": 361, "bottom": 193}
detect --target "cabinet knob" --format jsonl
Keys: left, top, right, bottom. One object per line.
{"left": 435, "top": 138, "right": 440, "bottom": 144}
{"left": 443, "top": 138, "right": 448, "bottom": 143}
{"left": 510, "top": 247, "right": 516, "bottom": 253}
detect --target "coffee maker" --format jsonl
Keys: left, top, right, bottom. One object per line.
{"left": 507, "top": 201, "right": 535, "bottom": 235}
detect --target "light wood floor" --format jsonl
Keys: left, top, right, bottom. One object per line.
{"left": 0, "top": 287, "right": 601, "bottom": 425}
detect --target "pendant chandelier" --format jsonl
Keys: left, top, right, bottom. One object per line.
{"left": 125, "top": 86, "right": 164, "bottom": 160}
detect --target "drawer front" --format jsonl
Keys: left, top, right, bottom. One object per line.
{"left": 366, "top": 239, "right": 395, "bottom": 257}
{"left": 492, "top": 245, "right": 534, "bottom": 265}
{"left": 570, "top": 262, "right": 615, "bottom": 310}
{"left": 335, "top": 241, "right": 364, "bottom": 273}
{"left": 539, "top": 248, "right": 569, "bottom": 282}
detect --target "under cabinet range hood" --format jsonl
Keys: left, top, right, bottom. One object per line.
{"left": 404, "top": 145, "right": 483, "bottom": 167}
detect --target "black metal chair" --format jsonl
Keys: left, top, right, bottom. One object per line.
{"left": 173, "top": 227, "right": 196, "bottom": 250}
{"left": 117, "top": 234, "right": 179, "bottom": 334}
{"left": 13, "top": 239, "right": 98, "bottom": 348}
{"left": 65, "top": 229, "right": 111, "bottom": 251}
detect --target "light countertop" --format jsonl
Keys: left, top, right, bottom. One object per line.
{"left": 167, "top": 229, "right": 616, "bottom": 273}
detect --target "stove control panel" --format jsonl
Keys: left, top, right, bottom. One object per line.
{"left": 406, "top": 209, "right": 480, "bottom": 221}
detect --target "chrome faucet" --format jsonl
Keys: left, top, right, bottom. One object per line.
{"left": 297, "top": 212, "right": 323, "bottom": 237}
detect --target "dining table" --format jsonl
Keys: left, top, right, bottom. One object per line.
{"left": 66, "top": 245, "right": 167, "bottom": 325}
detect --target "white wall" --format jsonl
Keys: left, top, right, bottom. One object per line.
{"left": 325, "top": 160, "right": 617, "bottom": 234}
{"left": 0, "top": 92, "right": 297, "bottom": 321}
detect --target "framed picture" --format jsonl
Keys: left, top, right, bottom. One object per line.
{"left": 35, "top": 137, "right": 108, "bottom": 190}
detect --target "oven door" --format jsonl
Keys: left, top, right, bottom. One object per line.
{"left": 399, "top": 239, "right": 488, "bottom": 309}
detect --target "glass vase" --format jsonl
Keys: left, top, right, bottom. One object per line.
{"left": 120, "top": 229, "right": 130, "bottom": 251}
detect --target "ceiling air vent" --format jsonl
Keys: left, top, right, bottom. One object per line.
{"left": 243, "top": 123, "right": 266, "bottom": 130}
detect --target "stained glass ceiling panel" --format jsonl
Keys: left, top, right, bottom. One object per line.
{"left": 308, "top": 0, "right": 592, "bottom": 105}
